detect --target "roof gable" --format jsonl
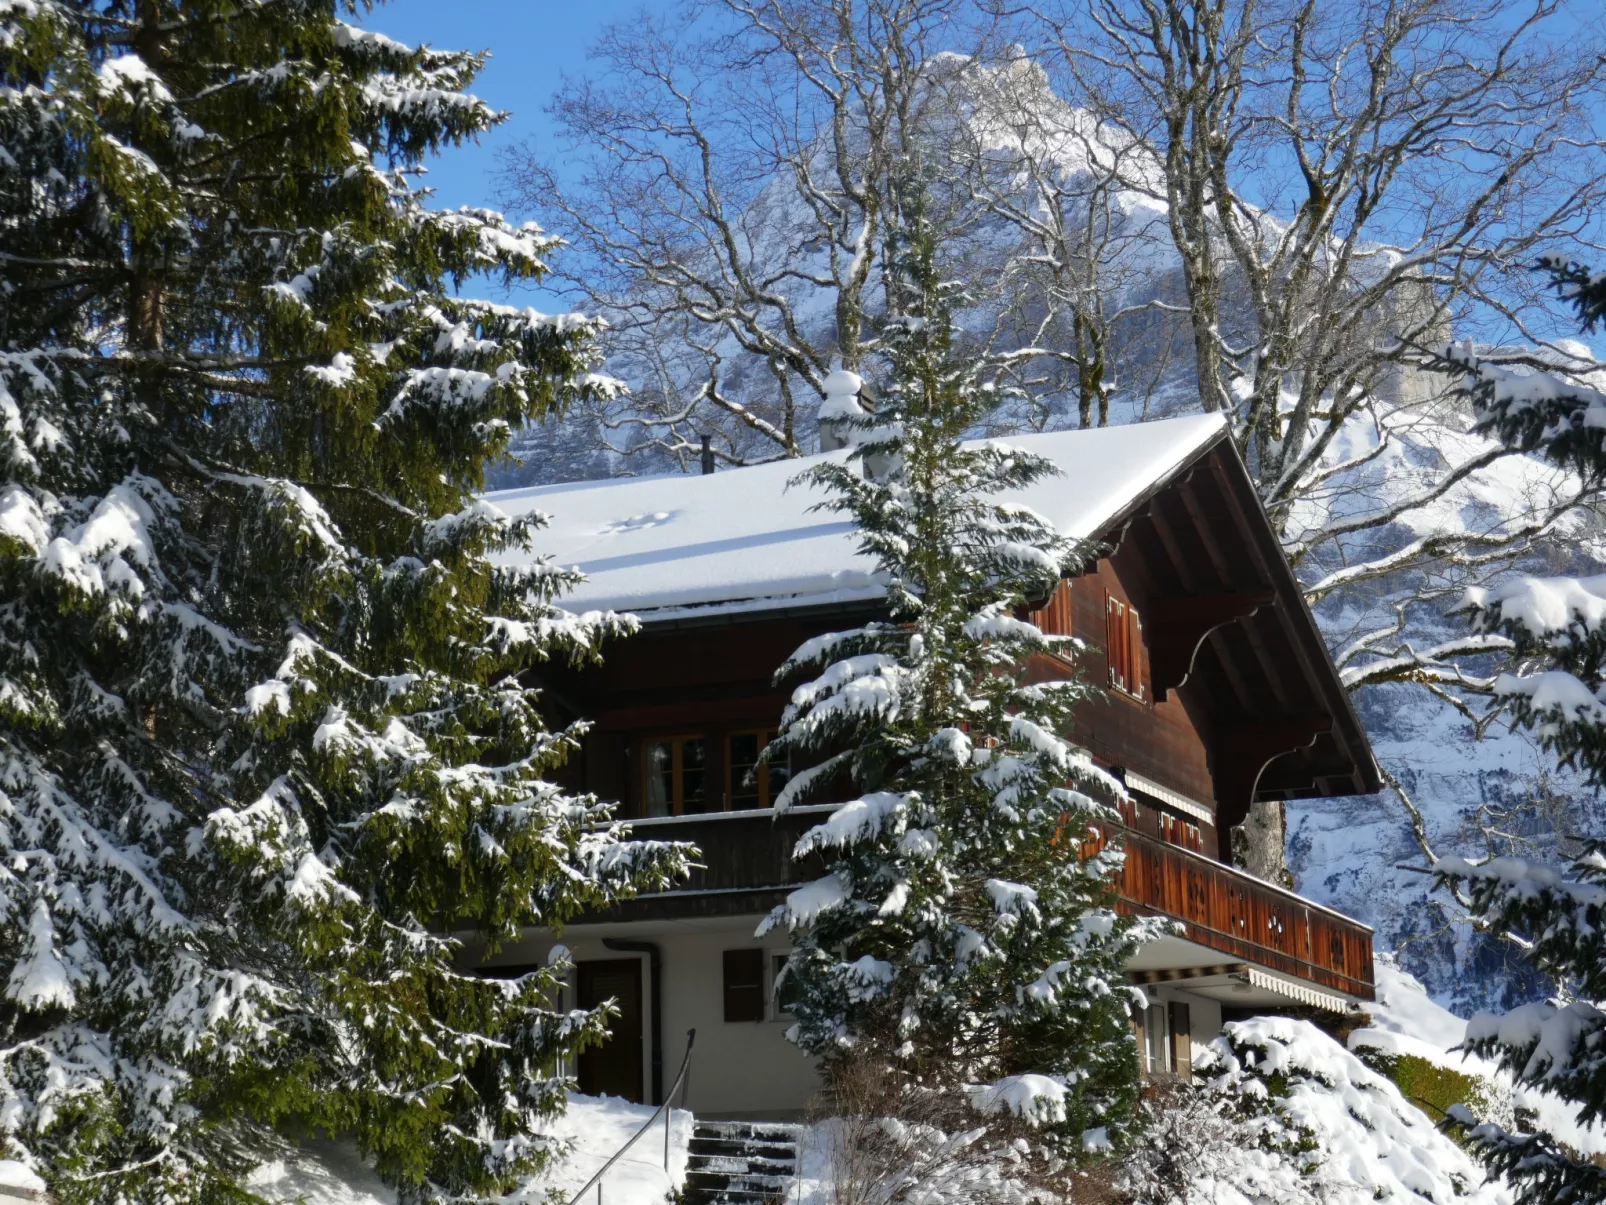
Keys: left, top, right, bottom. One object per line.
{"left": 487, "top": 413, "right": 1227, "bottom": 618}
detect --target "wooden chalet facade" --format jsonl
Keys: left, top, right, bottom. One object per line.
{"left": 481, "top": 413, "right": 1381, "bottom": 1118}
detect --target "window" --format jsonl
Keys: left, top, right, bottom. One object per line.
{"left": 1106, "top": 594, "right": 1145, "bottom": 699}
{"left": 771, "top": 952, "right": 801, "bottom": 1019}
{"left": 727, "top": 729, "right": 791, "bottom": 810}
{"left": 723, "top": 948, "right": 765, "bottom": 1023}
{"left": 1161, "top": 812, "right": 1203, "bottom": 854}
{"left": 642, "top": 735, "right": 708, "bottom": 816}
{"left": 1143, "top": 1002, "right": 1170, "bottom": 1074}
{"left": 1029, "top": 579, "right": 1073, "bottom": 637}
{"left": 1135, "top": 1000, "right": 1193, "bottom": 1077}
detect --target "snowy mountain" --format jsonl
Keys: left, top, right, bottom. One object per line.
{"left": 1285, "top": 397, "right": 1606, "bottom": 1015}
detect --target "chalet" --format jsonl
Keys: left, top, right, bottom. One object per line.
{"left": 480, "top": 412, "right": 1381, "bottom": 1119}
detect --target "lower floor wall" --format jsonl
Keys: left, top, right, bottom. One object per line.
{"left": 1132, "top": 982, "right": 1224, "bottom": 1079}
{"left": 482, "top": 915, "right": 1245, "bottom": 1118}
{"left": 483, "top": 915, "right": 820, "bottom": 1119}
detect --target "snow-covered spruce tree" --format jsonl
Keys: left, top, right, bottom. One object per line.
{"left": 758, "top": 194, "right": 1154, "bottom": 1167}
{"left": 1424, "top": 258, "right": 1606, "bottom": 1205}
{"left": 0, "top": 4, "right": 688, "bottom": 1202}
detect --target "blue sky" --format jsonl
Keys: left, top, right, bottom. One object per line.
{"left": 360, "top": 1, "right": 653, "bottom": 214}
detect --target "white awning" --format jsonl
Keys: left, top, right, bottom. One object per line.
{"left": 1124, "top": 770, "right": 1213, "bottom": 823}
{"left": 1244, "top": 966, "right": 1359, "bottom": 1014}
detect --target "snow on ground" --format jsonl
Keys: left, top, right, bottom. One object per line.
{"left": 0, "top": 1160, "right": 46, "bottom": 1197}
{"left": 247, "top": 1140, "right": 396, "bottom": 1205}
{"left": 1211, "top": 1016, "right": 1510, "bottom": 1205}
{"left": 539, "top": 1092, "right": 692, "bottom": 1205}
{"left": 245, "top": 1094, "right": 691, "bottom": 1205}
{"left": 790, "top": 1120, "right": 836, "bottom": 1205}
{"left": 1350, "top": 956, "right": 1606, "bottom": 1160}
{"left": 1352, "top": 953, "right": 1488, "bottom": 1061}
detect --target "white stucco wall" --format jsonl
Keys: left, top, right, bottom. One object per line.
{"left": 1136, "top": 982, "right": 1224, "bottom": 1080}
{"left": 486, "top": 915, "right": 821, "bottom": 1119}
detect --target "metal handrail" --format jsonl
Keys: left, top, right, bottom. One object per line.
{"left": 566, "top": 1029, "right": 697, "bottom": 1205}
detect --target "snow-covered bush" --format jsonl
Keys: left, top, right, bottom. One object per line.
{"left": 808, "top": 1059, "right": 1055, "bottom": 1205}
{"left": 758, "top": 195, "right": 1153, "bottom": 1161}
{"left": 1117, "top": 1018, "right": 1508, "bottom": 1205}
{"left": 0, "top": 3, "right": 689, "bottom": 1201}
{"left": 1112, "top": 1078, "right": 1323, "bottom": 1205}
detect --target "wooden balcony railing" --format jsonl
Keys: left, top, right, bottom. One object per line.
{"left": 1102, "top": 824, "right": 1374, "bottom": 1000}
{"left": 613, "top": 806, "right": 1374, "bottom": 1001}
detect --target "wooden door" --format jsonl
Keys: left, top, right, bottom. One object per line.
{"left": 576, "top": 959, "right": 645, "bottom": 1103}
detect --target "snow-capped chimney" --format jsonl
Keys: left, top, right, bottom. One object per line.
{"left": 817, "top": 369, "right": 866, "bottom": 451}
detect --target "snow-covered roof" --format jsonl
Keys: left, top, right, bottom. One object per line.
{"left": 487, "top": 413, "right": 1227, "bottom": 620}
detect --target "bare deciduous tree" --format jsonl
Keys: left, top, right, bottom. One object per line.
{"left": 1032, "top": 0, "right": 1606, "bottom": 675}
{"left": 497, "top": 1, "right": 1176, "bottom": 471}
{"left": 500, "top": 0, "right": 1003, "bottom": 469}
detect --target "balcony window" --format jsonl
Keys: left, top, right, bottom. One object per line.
{"left": 1161, "top": 812, "right": 1204, "bottom": 854}
{"left": 728, "top": 729, "right": 791, "bottom": 810}
{"left": 642, "top": 734, "right": 708, "bottom": 816}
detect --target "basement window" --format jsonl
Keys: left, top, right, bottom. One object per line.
{"left": 723, "top": 949, "right": 765, "bottom": 1023}
{"left": 1106, "top": 594, "right": 1146, "bottom": 700}
{"left": 642, "top": 735, "right": 708, "bottom": 816}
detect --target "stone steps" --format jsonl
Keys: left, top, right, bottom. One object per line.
{"left": 680, "top": 1120, "right": 800, "bottom": 1205}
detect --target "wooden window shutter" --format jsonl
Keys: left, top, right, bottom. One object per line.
{"left": 1128, "top": 605, "right": 1145, "bottom": 698}
{"left": 1129, "top": 1000, "right": 1146, "bottom": 1072}
{"left": 1106, "top": 594, "right": 1125, "bottom": 690}
{"left": 723, "top": 949, "right": 765, "bottom": 1023}
{"left": 1169, "top": 1001, "right": 1191, "bottom": 1075}
{"left": 1031, "top": 580, "right": 1072, "bottom": 637}
{"left": 1106, "top": 592, "right": 1146, "bottom": 699}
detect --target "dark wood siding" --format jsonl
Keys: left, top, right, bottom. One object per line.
{"left": 1017, "top": 560, "right": 1222, "bottom": 855}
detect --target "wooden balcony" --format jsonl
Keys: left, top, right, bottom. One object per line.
{"left": 1104, "top": 825, "right": 1374, "bottom": 1001}
{"left": 602, "top": 807, "right": 1374, "bottom": 1002}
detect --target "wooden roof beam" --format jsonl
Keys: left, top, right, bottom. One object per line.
{"left": 1204, "top": 450, "right": 1381, "bottom": 795}
{"left": 1141, "top": 492, "right": 1206, "bottom": 596}
{"left": 1213, "top": 715, "right": 1333, "bottom": 837}
{"left": 1147, "top": 590, "right": 1276, "bottom": 701}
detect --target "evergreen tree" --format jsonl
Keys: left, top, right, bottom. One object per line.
{"left": 758, "top": 196, "right": 1153, "bottom": 1168}
{"left": 1427, "top": 258, "right": 1606, "bottom": 1205}
{"left": 0, "top": 3, "right": 688, "bottom": 1201}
